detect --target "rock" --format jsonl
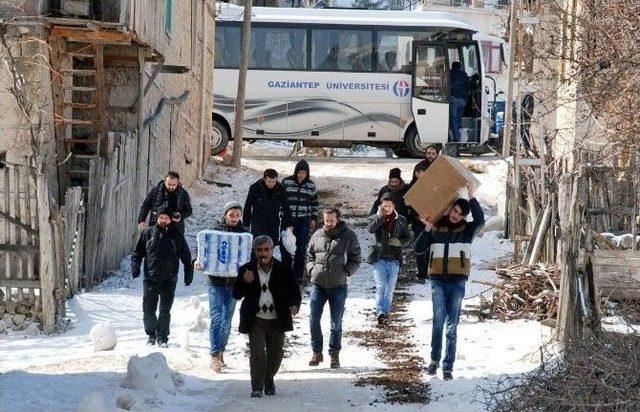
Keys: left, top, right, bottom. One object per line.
{"left": 0, "top": 288, "right": 4, "bottom": 301}
{"left": 619, "top": 233, "right": 634, "bottom": 249}
{"left": 30, "top": 309, "right": 41, "bottom": 320}
{"left": 0, "top": 319, "right": 7, "bottom": 333}
{"left": 5, "top": 301, "right": 16, "bottom": 315}
{"left": 467, "top": 162, "right": 488, "bottom": 174}
{"left": 90, "top": 321, "right": 117, "bottom": 352}
{"left": 3, "top": 313, "right": 14, "bottom": 327}
{"left": 16, "top": 304, "right": 31, "bottom": 315}
{"left": 75, "top": 391, "right": 110, "bottom": 412}
{"left": 116, "top": 395, "right": 150, "bottom": 411}
{"left": 541, "top": 318, "right": 557, "bottom": 328}
{"left": 121, "top": 352, "right": 177, "bottom": 394}
{"left": 12, "top": 314, "right": 26, "bottom": 326}
{"left": 23, "top": 322, "right": 40, "bottom": 337}
{"left": 0, "top": 304, "right": 5, "bottom": 315}
{"left": 478, "top": 216, "right": 505, "bottom": 236}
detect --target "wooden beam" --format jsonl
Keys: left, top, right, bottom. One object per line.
{"left": 0, "top": 210, "right": 38, "bottom": 235}
{"left": 0, "top": 244, "right": 38, "bottom": 253}
{"left": 50, "top": 27, "right": 133, "bottom": 45}
{"left": 0, "top": 279, "right": 40, "bottom": 288}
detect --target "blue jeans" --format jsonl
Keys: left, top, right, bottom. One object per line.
{"left": 309, "top": 284, "right": 348, "bottom": 354}
{"left": 449, "top": 97, "right": 467, "bottom": 142}
{"left": 281, "top": 217, "right": 311, "bottom": 283}
{"left": 373, "top": 259, "right": 400, "bottom": 316}
{"left": 430, "top": 279, "right": 466, "bottom": 371}
{"left": 209, "top": 284, "right": 236, "bottom": 355}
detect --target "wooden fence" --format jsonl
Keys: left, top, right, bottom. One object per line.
{"left": 84, "top": 131, "right": 140, "bottom": 285}
{"left": 0, "top": 163, "right": 39, "bottom": 304}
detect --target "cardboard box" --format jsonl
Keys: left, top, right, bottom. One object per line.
{"left": 403, "top": 156, "right": 481, "bottom": 223}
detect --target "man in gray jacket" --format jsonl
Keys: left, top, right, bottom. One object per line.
{"left": 306, "top": 207, "right": 361, "bottom": 368}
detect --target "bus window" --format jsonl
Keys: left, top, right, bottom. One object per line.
{"left": 414, "top": 45, "right": 448, "bottom": 103}
{"left": 312, "top": 29, "right": 373, "bottom": 72}
{"left": 461, "top": 44, "right": 479, "bottom": 77}
{"left": 376, "top": 31, "right": 434, "bottom": 72}
{"left": 215, "top": 25, "right": 241, "bottom": 68}
{"left": 251, "top": 26, "right": 307, "bottom": 70}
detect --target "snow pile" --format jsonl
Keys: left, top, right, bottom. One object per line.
{"left": 184, "top": 296, "right": 207, "bottom": 333}
{"left": 75, "top": 391, "right": 110, "bottom": 412}
{"left": 121, "top": 352, "right": 177, "bottom": 394}
{"left": 90, "top": 321, "right": 117, "bottom": 352}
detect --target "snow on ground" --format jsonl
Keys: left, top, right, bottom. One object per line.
{"left": 0, "top": 149, "right": 551, "bottom": 412}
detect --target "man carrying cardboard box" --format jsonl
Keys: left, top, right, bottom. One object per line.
{"left": 414, "top": 183, "right": 484, "bottom": 381}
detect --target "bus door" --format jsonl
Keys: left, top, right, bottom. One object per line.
{"left": 411, "top": 42, "right": 449, "bottom": 145}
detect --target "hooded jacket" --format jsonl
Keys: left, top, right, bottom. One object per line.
{"left": 243, "top": 179, "right": 292, "bottom": 244}
{"left": 138, "top": 180, "right": 193, "bottom": 230}
{"left": 367, "top": 210, "right": 411, "bottom": 265}
{"left": 307, "top": 221, "right": 362, "bottom": 289}
{"left": 414, "top": 198, "right": 485, "bottom": 281}
{"left": 233, "top": 258, "right": 302, "bottom": 334}
{"left": 132, "top": 224, "right": 193, "bottom": 285}
{"left": 282, "top": 160, "right": 319, "bottom": 221}
{"left": 370, "top": 182, "right": 409, "bottom": 218}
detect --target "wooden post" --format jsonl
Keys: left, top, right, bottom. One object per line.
{"left": 36, "top": 171, "right": 56, "bottom": 334}
{"left": 231, "top": 0, "right": 252, "bottom": 168}
{"left": 501, "top": 0, "right": 520, "bottom": 157}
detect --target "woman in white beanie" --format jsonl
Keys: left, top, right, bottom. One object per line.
{"left": 195, "top": 201, "right": 247, "bottom": 372}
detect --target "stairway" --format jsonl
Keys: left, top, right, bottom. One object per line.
{"left": 53, "top": 42, "right": 105, "bottom": 188}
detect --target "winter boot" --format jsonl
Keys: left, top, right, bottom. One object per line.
{"left": 211, "top": 354, "right": 223, "bottom": 373}
{"left": 309, "top": 352, "right": 324, "bottom": 366}
{"left": 443, "top": 371, "right": 453, "bottom": 381}
{"left": 157, "top": 339, "right": 168, "bottom": 348}
{"left": 426, "top": 361, "right": 438, "bottom": 376}
{"left": 377, "top": 313, "right": 386, "bottom": 326}
{"left": 146, "top": 336, "right": 156, "bottom": 346}
{"left": 330, "top": 351, "right": 340, "bottom": 369}
{"left": 250, "top": 390, "right": 263, "bottom": 398}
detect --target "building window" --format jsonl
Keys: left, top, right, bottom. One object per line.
{"left": 165, "top": 0, "right": 173, "bottom": 36}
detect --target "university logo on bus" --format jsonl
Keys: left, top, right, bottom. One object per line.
{"left": 392, "top": 80, "right": 410, "bottom": 97}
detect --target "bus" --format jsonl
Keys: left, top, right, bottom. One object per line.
{"left": 212, "top": 4, "right": 495, "bottom": 157}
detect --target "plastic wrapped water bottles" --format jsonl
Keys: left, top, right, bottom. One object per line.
{"left": 196, "top": 230, "right": 253, "bottom": 276}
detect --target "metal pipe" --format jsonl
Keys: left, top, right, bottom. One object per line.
{"left": 197, "top": 0, "right": 210, "bottom": 176}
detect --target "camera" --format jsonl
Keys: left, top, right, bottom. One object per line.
{"left": 172, "top": 212, "right": 181, "bottom": 221}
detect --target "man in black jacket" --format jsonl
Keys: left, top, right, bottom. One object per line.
{"left": 415, "top": 144, "right": 440, "bottom": 171}
{"left": 233, "top": 236, "right": 301, "bottom": 398}
{"left": 244, "top": 169, "right": 293, "bottom": 245}
{"left": 370, "top": 168, "right": 409, "bottom": 218}
{"left": 132, "top": 208, "right": 193, "bottom": 347}
{"left": 138, "top": 171, "right": 193, "bottom": 234}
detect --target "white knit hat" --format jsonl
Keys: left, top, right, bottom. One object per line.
{"left": 223, "top": 201, "right": 242, "bottom": 215}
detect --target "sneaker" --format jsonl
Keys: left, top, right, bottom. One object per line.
{"left": 250, "top": 390, "right": 263, "bottom": 398}
{"left": 308, "top": 352, "right": 324, "bottom": 366}
{"left": 376, "top": 313, "right": 386, "bottom": 326}
{"left": 158, "top": 340, "right": 168, "bottom": 348}
{"left": 264, "top": 379, "right": 276, "bottom": 396}
{"left": 211, "top": 354, "right": 223, "bottom": 373}
{"left": 146, "top": 337, "right": 156, "bottom": 346}
{"left": 443, "top": 371, "right": 453, "bottom": 381}
{"left": 426, "top": 361, "right": 438, "bottom": 376}
{"left": 330, "top": 351, "right": 340, "bottom": 369}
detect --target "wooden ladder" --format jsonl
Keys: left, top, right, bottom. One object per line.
{"left": 53, "top": 42, "right": 106, "bottom": 189}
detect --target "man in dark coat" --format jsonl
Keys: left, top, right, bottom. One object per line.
{"left": 233, "top": 236, "right": 301, "bottom": 398}
{"left": 306, "top": 207, "right": 361, "bottom": 369}
{"left": 281, "top": 159, "right": 319, "bottom": 283}
{"left": 138, "top": 171, "right": 193, "bottom": 234}
{"left": 368, "top": 192, "right": 411, "bottom": 326}
{"left": 370, "top": 168, "right": 409, "bottom": 218}
{"left": 244, "top": 169, "right": 293, "bottom": 245}
{"left": 416, "top": 144, "right": 440, "bottom": 171}
{"left": 407, "top": 162, "right": 429, "bottom": 279}
{"left": 132, "top": 207, "right": 193, "bottom": 347}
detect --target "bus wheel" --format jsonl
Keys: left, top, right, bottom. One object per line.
{"left": 403, "top": 127, "right": 426, "bottom": 158}
{"left": 211, "top": 118, "right": 230, "bottom": 155}
{"left": 443, "top": 143, "right": 459, "bottom": 157}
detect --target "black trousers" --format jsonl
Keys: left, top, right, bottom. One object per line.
{"left": 249, "top": 318, "right": 284, "bottom": 391}
{"left": 143, "top": 279, "right": 177, "bottom": 341}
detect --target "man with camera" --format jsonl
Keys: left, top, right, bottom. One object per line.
{"left": 138, "top": 171, "right": 193, "bottom": 234}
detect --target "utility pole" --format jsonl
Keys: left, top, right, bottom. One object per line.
{"left": 501, "top": 0, "right": 520, "bottom": 157}
{"left": 231, "top": 0, "right": 252, "bottom": 167}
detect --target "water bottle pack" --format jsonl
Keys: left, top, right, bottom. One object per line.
{"left": 196, "top": 230, "right": 253, "bottom": 276}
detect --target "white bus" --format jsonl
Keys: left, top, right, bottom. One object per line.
{"left": 212, "top": 4, "right": 495, "bottom": 157}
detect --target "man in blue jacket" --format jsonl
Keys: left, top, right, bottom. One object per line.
{"left": 449, "top": 62, "right": 470, "bottom": 142}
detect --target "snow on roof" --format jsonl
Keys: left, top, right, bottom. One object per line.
{"left": 217, "top": 4, "right": 478, "bottom": 32}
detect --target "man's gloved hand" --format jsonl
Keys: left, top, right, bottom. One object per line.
{"left": 388, "top": 237, "right": 402, "bottom": 247}
{"left": 132, "top": 271, "right": 140, "bottom": 279}
{"left": 184, "top": 271, "right": 193, "bottom": 286}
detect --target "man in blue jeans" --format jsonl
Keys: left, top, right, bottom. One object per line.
{"left": 195, "top": 201, "right": 249, "bottom": 373}
{"left": 368, "top": 193, "right": 411, "bottom": 326}
{"left": 415, "top": 183, "right": 485, "bottom": 380}
{"left": 307, "top": 207, "right": 361, "bottom": 368}
{"left": 449, "top": 61, "right": 470, "bottom": 142}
